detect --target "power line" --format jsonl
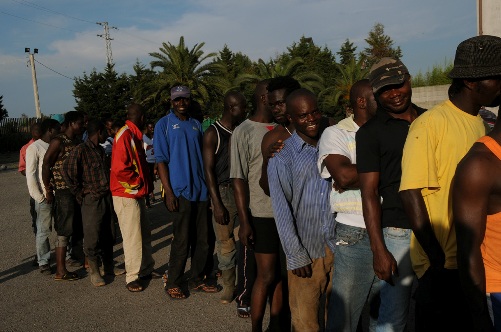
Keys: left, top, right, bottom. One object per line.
{"left": 0, "top": 9, "right": 80, "bottom": 32}
{"left": 34, "top": 59, "right": 75, "bottom": 81}
{"left": 10, "top": 0, "right": 96, "bottom": 24}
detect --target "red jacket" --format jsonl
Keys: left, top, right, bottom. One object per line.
{"left": 110, "top": 120, "right": 152, "bottom": 198}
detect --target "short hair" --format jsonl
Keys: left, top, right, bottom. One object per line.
{"left": 40, "top": 119, "right": 60, "bottom": 135}
{"left": 252, "top": 79, "right": 271, "bottom": 110}
{"left": 112, "top": 119, "right": 125, "bottom": 131}
{"left": 349, "top": 79, "right": 371, "bottom": 109}
{"left": 267, "top": 76, "right": 301, "bottom": 98}
{"left": 86, "top": 119, "right": 105, "bottom": 136}
{"left": 64, "top": 111, "right": 84, "bottom": 126}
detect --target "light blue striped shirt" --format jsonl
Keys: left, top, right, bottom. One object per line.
{"left": 268, "top": 132, "right": 336, "bottom": 270}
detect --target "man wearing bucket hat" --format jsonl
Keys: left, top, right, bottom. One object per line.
{"left": 356, "top": 57, "right": 425, "bottom": 331}
{"left": 155, "top": 85, "right": 218, "bottom": 299}
{"left": 399, "top": 35, "right": 501, "bottom": 331}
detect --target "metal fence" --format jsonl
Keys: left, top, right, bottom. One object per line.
{"left": 0, "top": 117, "right": 39, "bottom": 135}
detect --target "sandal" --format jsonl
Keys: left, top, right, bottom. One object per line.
{"left": 190, "top": 282, "right": 222, "bottom": 293}
{"left": 54, "top": 272, "right": 79, "bottom": 281}
{"left": 237, "top": 305, "right": 251, "bottom": 318}
{"left": 166, "top": 287, "right": 186, "bottom": 300}
{"left": 126, "top": 280, "right": 144, "bottom": 292}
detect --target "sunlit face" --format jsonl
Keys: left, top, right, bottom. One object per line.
{"left": 172, "top": 97, "right": 191, "bottom": 117}
{"left": 268, "top": 88, "right": 288, "bottom": 124}
{"left": 288, "top": 94, "right": 321, "bottom": 145}
{"left": 376, "top": 76, "right": 412, "bottom": 114}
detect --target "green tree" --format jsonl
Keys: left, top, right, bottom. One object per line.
{"left": 318, "top": 57, "right": 370, "bottom": 120}
{"left": 0, "top": 95, "right": 8, "bottom": 120}
{"left": 149, "top": 36, "right": 221, "bottom": 114}
{"left": 362, "top": 23, "right": 402, "bottom": 66}
{"left": 73, "top": 64, "right": 131, "bottom": 120}
{"left": 337, "top": 39, "right": 357, "bottom": 66}
{"left": 412, "top": 59, "right": 453, "bottom": 87}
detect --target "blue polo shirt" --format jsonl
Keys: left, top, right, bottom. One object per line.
{"left": 154, "top": 112, "right": 208, "bottom": 201}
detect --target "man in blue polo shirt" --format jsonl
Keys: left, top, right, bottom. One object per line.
{"left": 155, "top": 85, "right": 219, "bottom": 299}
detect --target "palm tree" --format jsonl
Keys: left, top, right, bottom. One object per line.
{"left": 149, "top": 36, "right": 222, "bottom": 109}
{"left": 234, "top": 57, "right": 325, "bottom": 93}
{"left": 318, "top": 57, "right": 369, "bottom": 119}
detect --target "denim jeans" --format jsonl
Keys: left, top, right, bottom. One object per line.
{"left": 327, "top": 223, "right": 380, "bottom": 332}
{"left": 35, "top": 199, "right": 52, "bottom": 266}
{"left": 212, "top": 184, "right": 238, "bottom": 271}
{"left": 377, "top": 227, "right": 415, "bottom": 332}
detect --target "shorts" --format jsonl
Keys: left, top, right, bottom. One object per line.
{"left": 251, "top": 216, "right": 281, "bottom": 254}
{"left": 54, "top": 188, "right": 79, "bottom": 238}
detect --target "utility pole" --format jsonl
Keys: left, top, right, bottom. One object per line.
{"left": 96, "top": 22, "right": 117, "bottom": 66}
{"left": 25, "top": 48, "right": 41, "bottom": 119}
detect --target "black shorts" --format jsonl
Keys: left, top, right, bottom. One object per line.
{"left": 251, "top": 216, "right": 281, "bottom": 254}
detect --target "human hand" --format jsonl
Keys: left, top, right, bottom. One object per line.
{"left": 266, "top": 140, "right": 285, "bottom": 160}
{"left": 292, "top": 264, "right": 312, "bottom": 278}
{"left": 164, "top": 191, "right": 179, "bottom": 212}
{"left": 45, "top": 190, "right": 54, "bottom": 205}
{"left": 238, "top": 222, "right": 254, "bottom": 249}
{"left": 373, "top": 248, "right": 398, "bottom": 286}
{"left": 213, "top": 203, "right": 230, "bottom": 225}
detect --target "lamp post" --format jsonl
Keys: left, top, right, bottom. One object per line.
{"left": 25, "top": 48, "right": 41, "bottom": 119}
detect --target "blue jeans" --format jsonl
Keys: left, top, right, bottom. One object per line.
{"left": 35, "top": 199, "right": 52, "bottom": 266}
{"left": 327, "top": 223, "right": 379, "bottom": 332}
{"left": 377, "top": 227, "right": 415, "bottom": 332}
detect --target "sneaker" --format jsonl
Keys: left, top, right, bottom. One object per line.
{"left": 39, "top": 264, "right": 51, "bottom": 275}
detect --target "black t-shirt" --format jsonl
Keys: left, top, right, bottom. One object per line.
{"left": 356, "top": 104, "right": 426, "bottom": 229}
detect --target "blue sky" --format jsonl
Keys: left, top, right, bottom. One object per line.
{"left": 0, "top": 0, "right": 477, "bottom": 118}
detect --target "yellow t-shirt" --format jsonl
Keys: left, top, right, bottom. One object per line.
{"left": 399, "top": 99, "right": 487, "bottom": 278}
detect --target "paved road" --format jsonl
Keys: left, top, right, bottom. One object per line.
{"left": 0, "top": 167, "right": 255, "bottom": 332}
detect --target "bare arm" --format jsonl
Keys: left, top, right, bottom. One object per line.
{"left": 400, "top": 189, "right": 445, "bottom": 269}
{"left": 259, "top": 132, "right": 284, "bottom": 196}
{"left": 323, "top": 154, "right": 359, "bottom": 191}
{"left": 41, "top": 138, "right": 61, "bottom": 204}
{"left": 359, "top": 172, "right": 397, "bottom": 285}
{"left": 233, "top": 178, "right": 253, "bottom": 248}
{"left": 454, "top": 152, "right": 495, "bottom": 330}
{"left": 202, "top": 127, "right": 228, "bottom": 225}
{"left": 157, "top": 162, "right": 178, "bottom": 212}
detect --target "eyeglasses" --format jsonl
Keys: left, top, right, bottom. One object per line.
{"left": 268, "top": 100, "right": 286, "bottom": 108}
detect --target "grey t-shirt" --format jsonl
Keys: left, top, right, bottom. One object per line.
{"left": 230, "top": 119, "right": 276, "bottom": 218}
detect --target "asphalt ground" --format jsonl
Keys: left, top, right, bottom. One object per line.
{"left": 0, "top": 162, "right": 256, "bottom": 332}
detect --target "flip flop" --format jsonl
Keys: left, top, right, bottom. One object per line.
{"left": 190, "top": 282, "right": 222, "bottom": 293}
{"left": 166, "top": 287, "right": 186, "bottom": 300}
{"left": 54, "top": 272, "right": 79, "bottom": 281}
{"left": 237, "top": 305, "right": 251, "bottom": 318}
{"left": 126, "top": 280, "right": 144, "bottom": 292}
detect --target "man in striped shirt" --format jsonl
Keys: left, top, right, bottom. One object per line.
{"left": 268, "top": 89, "right": 336, "bottom": 331}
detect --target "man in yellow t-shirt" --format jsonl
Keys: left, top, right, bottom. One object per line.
{"left": 399, "top": 35, "right": 501, "bottom": 331}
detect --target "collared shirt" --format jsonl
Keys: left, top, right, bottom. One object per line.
{"left": 62, "top": 139, "right": 110, "bottom": 204}
{"left": 154, "top": 112, "right": 207, "bottom": 201}
{"left": 356, "top": 104, "right": 426, "bottom": 229}
{"left": 268, "top": 132, "right": 336, "bottom": 270}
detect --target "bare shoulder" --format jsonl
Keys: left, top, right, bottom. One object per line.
{"left": 456, "top": 143, "right": 500, "bottom": 187}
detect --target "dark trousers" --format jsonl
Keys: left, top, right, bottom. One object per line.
{"left": 166, "top": 197, "right": 209, "bottom": 288}
{"left": 54, "top": 189, "right": 83, "bottom": 257}
{"left": 414, "top": 268, "right": 474, "bottom": 332}
{"left": 80, "top": 193, "right": 115, "bottom": 263}
{"left": 235, "top": 242, "right": 257, "bottom": 307}
{"left": 30, "top": 197, "right": 37, "bottom": 235}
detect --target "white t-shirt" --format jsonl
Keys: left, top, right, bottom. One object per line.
{"left": 143, "top": 135, "right": 155, "bottom": 164}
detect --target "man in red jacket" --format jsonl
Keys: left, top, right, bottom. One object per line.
{"left": 110, "top": 103, "right": 156, "bottom": 292}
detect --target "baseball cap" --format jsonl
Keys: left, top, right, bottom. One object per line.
{"left": 170, "top": 85, "right": 190, "bottom": 100}
{"left": 369, "top": 57, "right": 409, "bottom": 93}
{"left": 448, "top": 35, "right": 501, "bottom": 79}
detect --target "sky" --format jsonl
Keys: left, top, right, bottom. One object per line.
{"left": 0, "top": 0, "right": 477, "bottom": 118}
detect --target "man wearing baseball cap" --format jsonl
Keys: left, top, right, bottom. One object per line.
{"left": 154, "top": 85, "right": 218, "bottom": 299}
{"left": 399, "top": 35, "right": 501, "bottom": 331}
{"left": 356, "top": 57, "right": 425, "bottom": 331}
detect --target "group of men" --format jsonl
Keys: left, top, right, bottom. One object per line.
{"left": 18, "top": 34, "right": 501, "bottom": 332}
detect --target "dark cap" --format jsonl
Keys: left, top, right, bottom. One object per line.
{"left": 448, "top": 35, "right": 501, "bottom": 79}
{"left": 170, "top": 85, "right": 190, "bottom": 100}
{"left": 369, "top": 57, "right": 409, "bottom": 93}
